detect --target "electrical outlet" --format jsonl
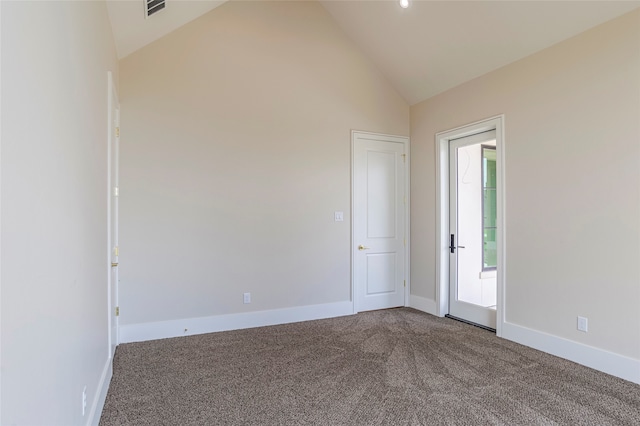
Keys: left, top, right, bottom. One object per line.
{"left": 243, "top": 292, "right": 251, "bottom": 304}
{"left": 82, "top": 386, "right": 87, "bottom": 416}
{"left": 334, "top": 211, "right": 344, "bottom": 222}
{"left": 577, "top": 316, "right": 588, "bottom": 332}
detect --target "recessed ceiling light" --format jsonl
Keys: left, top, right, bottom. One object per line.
{"left": 399, "top": 0, "right": 410, "bottom": 9}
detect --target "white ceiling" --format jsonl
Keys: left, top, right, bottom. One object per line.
{"left": 107, "top": 0, "right": 640, "bottom": 105}
{"left": 320, "top": 0, "right": 640, "bottom": 104}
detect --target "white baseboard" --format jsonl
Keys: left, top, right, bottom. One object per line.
{"left": 87, "top": 354, "right": 113, "bottom": 426}
{"left": 409, "top": 294, "right": 438, "bottom": 316}
{"left": 120, "top": 301, "right": 354, "bottom": 344}
{"left": 501, "top": 321, "right": 640, "bottom": 385}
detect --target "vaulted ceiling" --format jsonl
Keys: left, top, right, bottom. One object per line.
{"left": 106, "top": 0, "right": 640, "bottom": 105}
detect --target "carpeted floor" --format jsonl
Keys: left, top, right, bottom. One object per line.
{"left": 100, "top": 308, "right": 640, "bottom": 425}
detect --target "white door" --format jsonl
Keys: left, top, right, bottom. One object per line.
{"left": 353, "top": 132, "right": 408, "bottom": 312}
{"left": 108, "top": 73, "right": 120, "bottom": 357}
{"left": 449, "top": 130, "right": 497, "bottom": 329}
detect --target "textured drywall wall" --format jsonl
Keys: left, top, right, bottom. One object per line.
{"left": 411, "top": 9, "right": 640, "bottom": 359}
{"left": 1, "top": 1, "right": 118, "bottom": 424}
{"left": 119, "top": 1, "right": 409, "bottom": 326}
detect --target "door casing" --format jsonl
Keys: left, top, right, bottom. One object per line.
{"left": 435, "top": 116, "right": 505, "bottom": 336}
{"left": 107, "top": 71, "right": 120, "bottom": 357}
{"left": 351, "top": 131, "right": 410, "bottom": 314}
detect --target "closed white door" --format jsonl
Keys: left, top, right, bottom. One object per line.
{"left": 108, "top": 73, "right": 120, "bottom": 357}
{"left": 449, "top": 130, "right": 497, "bottom": 329}
{"left": 353, "top": 132, "right": 408, "bottom": 312}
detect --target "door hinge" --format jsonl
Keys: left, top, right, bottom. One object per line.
{"left": 401, "top": 153, "right": 406, "bottom": 163}
{"left": 115, "top": 127, "right": 120, "bottom": 138}
{"left": 113, "top": 187, "right": 119, "bottom": 197}
{"left": 115, "top": 307, "right": 119, "bottom": 316}
{"left": 404, "top": 280, "right": 406, "bottom": 288}
{"left": 114, "top": 246, "right": 119, "bottom": 256}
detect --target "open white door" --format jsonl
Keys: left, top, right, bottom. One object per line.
{"left": 353, "top": 131, "right": 409, "bottom": 312}
{"left": 436, "top": 116, "right": 505, "bottom": 336}
{"left": 449, "top": 130, "right": 497, "bottom": 329}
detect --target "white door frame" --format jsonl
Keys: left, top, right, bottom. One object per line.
{"left": 107, "top": 71, "right": 120, "bottom": 357}
{"left": 351, "top": 130, "right": 410, "bottom": 314}
{"left": 435, "top": 116, "right": 505, "bottom": 336}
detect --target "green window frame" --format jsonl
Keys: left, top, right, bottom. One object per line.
{"left": 482, "top": 146, "right": 497, "bottom": 271}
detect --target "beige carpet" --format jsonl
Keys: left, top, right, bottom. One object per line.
{"left": 100, "top": 308, "right": 640, "bottom": 425}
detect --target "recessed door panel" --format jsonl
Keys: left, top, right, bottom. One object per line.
{"left": 367, "top": 150, "right": 397, "bottom": 239}
{"left": 366, "top": 253, "right": 397, "bottom": 295}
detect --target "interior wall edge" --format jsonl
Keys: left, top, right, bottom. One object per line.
{"left": 409, "top": 295, "right": 438, "bottom": 316}
{"left": 88, "top": 358, "right": 113, "bottom": 426}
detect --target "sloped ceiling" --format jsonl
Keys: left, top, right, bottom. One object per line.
{"left": 107, "top": 0, "right": 640, "bottom": 105}
{"left": 107, "top": 0, "right": 227, "bottom": 59}
{"left": 320, "top": 0, "right": 640, "bottom": 104}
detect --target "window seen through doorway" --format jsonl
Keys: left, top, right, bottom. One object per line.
{"left": 482, "top": 146, "right": 497, "bottom": 270}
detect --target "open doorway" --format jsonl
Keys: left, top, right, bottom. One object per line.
{"left": 449, "top": 131, "right": 496, "bottom": 329}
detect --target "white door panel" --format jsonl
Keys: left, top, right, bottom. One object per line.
{"left": 366, "top": 150, "right": 397, "bottom": 238}
{"left": 353, "top": 133, "right": 407, "bottom": 312}
{"left": 366, "top": 253, "right": 397, "bottom": 294}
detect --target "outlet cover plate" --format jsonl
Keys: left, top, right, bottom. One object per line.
{"left": 577, "top": 316, "right": 588, "bottom": 332}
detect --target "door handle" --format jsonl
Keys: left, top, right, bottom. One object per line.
{"left": 358, "top": 245, "right": 371, "bottom": 251}
{"left": 450, "top": 234, "right": 467, "bottom": 253}
{"left": 111, "top": 262, "right": 118, "bottom": 267}
{"left": 450, "top": 235, "right": 466, "bottom": 252}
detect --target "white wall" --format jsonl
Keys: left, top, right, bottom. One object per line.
{"left": 411, "top": 9, "right": 640, "bottom": 365}
{"left": 1, "top": 1, "right": 118, "bottom": 424}
{"left": 118, "top": 1, "right": 409, "bottom": 333}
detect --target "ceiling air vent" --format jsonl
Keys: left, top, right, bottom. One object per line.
{"left": 145, "top": 0, "right": 166, "bottom": 19}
